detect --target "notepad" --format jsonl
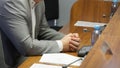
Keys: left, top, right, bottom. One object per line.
{"left": 39, "top": 53, "right": 84, "bottom": 66}
{"left": 30, "top": 63, "right": 63, "bottom": 68}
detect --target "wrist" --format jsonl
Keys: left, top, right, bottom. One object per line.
{"left": 56, "top": 40, "right": 63, "bottom": 51}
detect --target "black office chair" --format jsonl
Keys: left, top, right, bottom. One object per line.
{"left": 44, "top": 0, "right": 62, "bottom": 31}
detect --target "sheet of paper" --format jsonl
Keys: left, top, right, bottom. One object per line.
{"left": 30, "top": 63, "right": 62, "bottom": 68}
{"left": 39, "top": 53, "right": 84, "bottom": 66}
{"left": 74, "top": 21, "right": 107, "bottom": 27}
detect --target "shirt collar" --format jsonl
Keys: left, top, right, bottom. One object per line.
{"left": 29, "top": 0, "right": 36, "bottom": 9}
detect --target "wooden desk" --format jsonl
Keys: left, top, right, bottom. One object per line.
{"left": 79, "top": 6, "right": 120, "bottom": 68}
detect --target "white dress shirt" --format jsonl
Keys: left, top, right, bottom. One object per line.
{"left": 30, "top": 0, "right": 36, "bottom": 39}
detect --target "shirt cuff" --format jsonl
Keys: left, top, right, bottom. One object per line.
{"left": 56, "top": 40, "right": 63, "bottom": 51}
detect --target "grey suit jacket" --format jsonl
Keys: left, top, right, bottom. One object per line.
{"left": 0, "top": 0, "right": 64, "bottom": 66}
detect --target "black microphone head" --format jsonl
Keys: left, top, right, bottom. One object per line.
{"left": 62, "top": 65, "right": 67, "bottom": 68}
{"left": 77, "top": 49, "right": 87, "bottom": 57}
{"left": 77, "top": 46, "right": 92, "bottom": 57}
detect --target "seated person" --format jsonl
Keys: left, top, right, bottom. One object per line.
{"left": 0, "top": 0, "right": 80, "bottom": 67}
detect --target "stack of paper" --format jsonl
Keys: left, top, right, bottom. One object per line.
{"left": 39, "top": 53, "right": 83, "bottom": 66}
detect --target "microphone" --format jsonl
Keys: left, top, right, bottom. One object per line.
{"left": 62, "top": 58, "right": 83, "bottom": 68}
{"left": 77, "top": 46, "right": 92, "bottom": 57}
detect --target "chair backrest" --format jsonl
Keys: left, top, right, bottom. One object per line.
{"left": 44, "top": 0, "right": 59, "bottom": 21}
{"left": 0, "top": 30, "right": 20, "bottom": 67}
{"left": 44, "top": 0, "right": 61, "bottom": 30}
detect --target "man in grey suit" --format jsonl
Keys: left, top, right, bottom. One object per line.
{"left": 0, "top": 0, "right": 80, "bottom": 67}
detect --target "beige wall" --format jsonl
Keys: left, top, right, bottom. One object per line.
{"left": 58, "top": 0, "right": 77, "bottom": 26}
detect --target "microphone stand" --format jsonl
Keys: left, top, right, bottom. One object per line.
{"left": 62, "top": 58, "right": 83, "bottom": 68}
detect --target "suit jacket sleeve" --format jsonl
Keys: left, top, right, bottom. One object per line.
{"left": 0, "top": 0, "right": 64, "bottom": 56}
{"left": 35, "top": 1, "right": 64, "bottom": 40}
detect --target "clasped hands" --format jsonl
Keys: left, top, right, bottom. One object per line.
{"left": 61, "top": 33, "right": 81, "bottom": 52}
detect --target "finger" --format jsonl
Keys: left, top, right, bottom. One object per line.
{"left": 69, "top": 44, "right": 78, "bottom": 51}
{"left": 73, "top": 33, "right": 79, "bottom": 38}
{"left": 68, "top": 33, "right": 73, "bottom": 36}
{"left": 70, "top": 40, "right": 80, "bottom": 47}
{"left": 70, "top": 47, "right": 75, "bottom": 51}
{"left": 71, "top": 37, "right": 80, "bottom": 42}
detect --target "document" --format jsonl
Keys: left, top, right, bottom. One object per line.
{"left": 74, "top": 21, "right": 107, "bottom": 27}
{"left": 39, "top": 53, "right": 84, "bottom": 66}
{"left": 30, "top": 63, "right": 62, "bottom": 68}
